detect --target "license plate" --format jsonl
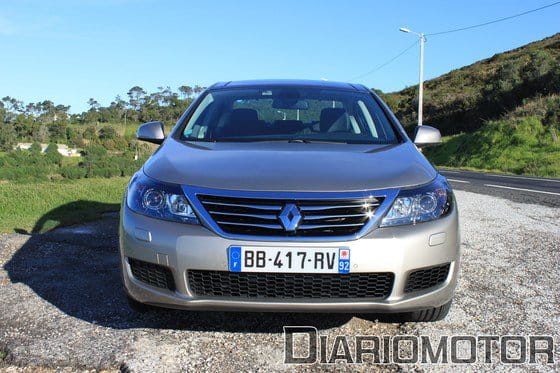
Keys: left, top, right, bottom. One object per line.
{"left": 228, "top": 246, "right": 350, "bottom": 274}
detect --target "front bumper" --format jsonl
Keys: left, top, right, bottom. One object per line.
{"left": 119, "top": 202, "right": 460, "bottom": 313}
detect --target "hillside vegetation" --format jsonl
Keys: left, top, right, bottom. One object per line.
{"left": 379, "top": 33, "right": 560, "bottom": 177}
{"left": 0, "top": 85, "right": 203, "bottom": 231}
{"left": 0, "top": 83, "right": 197, "bottom": 184}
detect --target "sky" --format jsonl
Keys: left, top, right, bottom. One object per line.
{"left": 1, "top": 0, "right": 559, "bottom": 113}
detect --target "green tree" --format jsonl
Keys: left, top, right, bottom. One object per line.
{"left": 13, "top": 114, "right": 34, "bottom": 139}
{"left": 48, "top": 122, "right": 68, "bottom": 141}
{"left": 33, "top": 124, "right": 50, "bottom": 143}
{"left": 1, "top": 96, "right": 23, "bottom": 123}
{"left": 0, "top": 102, "right": 5, "bottom": 124}
{"left": 193, "top": 85, "right": 204, "bottom": 95}
{"left": 87, "top": 98, "right": 100, "bottom": 110}
{"left": 67, "top": 127, "right": 84, "bottom": 147}
{"left": 127, "top": 86, "right": 147, "bottom": 110}
{"left": 179, "top": 85, "right": 193, "bottom": 99}
{"left": 0, "top": 123, "right": 17, "bottom": 151}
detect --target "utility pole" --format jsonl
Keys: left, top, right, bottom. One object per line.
{"left": 418, "top": 32, "right": 425, "bottom": 126}
{"left": 400, "top": 27, "right": 426, "bottom": 126}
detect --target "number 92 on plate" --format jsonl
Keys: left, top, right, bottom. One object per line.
{"left": 228, "top": 246, "right": 350, "bottom": 274}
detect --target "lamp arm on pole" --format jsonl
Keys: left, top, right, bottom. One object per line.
{"left": 400, "top": 27, "right": 426, "bottom": 127}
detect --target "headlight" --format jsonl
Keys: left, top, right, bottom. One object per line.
{"left": 127, "top": 172, "right": 199, "bottom": 224}
{"left": 380, "top": 175, "right": 452, "bottom": 227}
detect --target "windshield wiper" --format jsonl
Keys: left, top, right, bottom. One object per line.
{"left": 287, "top": 139, "right": 350, "bottom": 144}
{"left": 209, "top": 137, "right": 351, "bottom": 144}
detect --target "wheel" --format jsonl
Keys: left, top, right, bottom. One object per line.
{"left": 404, "top": 300, "right": 452, "bottom": 322}
{"left": 126, "top": 294, "right": 155, "bottom": 313}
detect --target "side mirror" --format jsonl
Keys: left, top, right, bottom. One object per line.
{"left": 137, "top": 121, "right": 165, "bottom": 144}
{"left": 413, "top": 125, "right": 442, "bottom": 148}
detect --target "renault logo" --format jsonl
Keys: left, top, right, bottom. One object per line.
{"left": 279, "top": 203, "right": 302, "bottom": 232}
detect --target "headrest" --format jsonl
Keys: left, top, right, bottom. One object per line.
{"left": 230, "top": 108, "right": 258, "bottom": 123}
{"left": 320, "top": 108, "right": 347, "bottom": 132}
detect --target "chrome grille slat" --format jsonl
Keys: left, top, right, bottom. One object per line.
{"left": 302, "top": 213, "right": 369, "bottom": 220}
{"left": 298, "top": 223, "right": 365, "bottom": 229}
{"left": 201, "top": 200, "right": 282, "bottom": 211}
{"left": 216, "top": 221, "right": 284, "bottom": 229}
{"left": 197, "top": 194, "right": 385, "bottom": 238}
{"left": 208, "top": 211, "right": 278, "bottom": 220}
{"left": 299, "top": 204, "right": 379, "bottom": 211}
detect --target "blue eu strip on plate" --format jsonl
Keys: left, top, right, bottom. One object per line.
{"left": 229, "top": 246, "right": 242, "bottom": 272}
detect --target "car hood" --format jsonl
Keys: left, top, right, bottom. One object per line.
{"left": 143, "top": 138, "right": 437, "bottom": 192}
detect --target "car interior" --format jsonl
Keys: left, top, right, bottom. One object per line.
{"left": 182, "top": 90, "right": 398, "bottom": 143}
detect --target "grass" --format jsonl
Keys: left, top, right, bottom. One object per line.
{"left": 425, "top": 116, "right": 560, "bottom": 178}
{"left": 0, "top": 177, "right": 129, "bottom": 234}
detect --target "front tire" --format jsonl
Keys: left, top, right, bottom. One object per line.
{"left": 404, "top": 300, "right": 452, "bottom": 322}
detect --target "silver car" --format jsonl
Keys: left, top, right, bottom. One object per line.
{"left": 120, "top": 80, "right": 460, "bottom": 322}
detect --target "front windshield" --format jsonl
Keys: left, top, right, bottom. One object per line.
{"left": 181, "top": 87, "right": 399, "bottom": 144}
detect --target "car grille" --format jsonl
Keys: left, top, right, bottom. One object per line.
{"left": 187, "top": 270, "right": 394, "bottom": 299}
{"left": 196, "top": 194, "right": 383, "bottom": 237}
{"left": 128, "top": 258, "right": 175, "bottom": 291}
{"left": 404, "top": 263, "right": 450, "bottom": 293}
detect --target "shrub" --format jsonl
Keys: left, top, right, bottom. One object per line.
{"left": 102, "top": 139, "right": 116, "bottom": 150}
{"left": 60, "top": 166, "right": 87, "bottom": 180}
{"left": 113, "top": 136, "right": 129, "bottom": 150}
{"left": 6, "top": 148, "right": 50, "bottom": 167}
{"left": 83, "top": 126, "right": 97, "bottom": 140}
{"left": 86, "top": 166, "right": 121, "bottom": 178}
{"left": 45, "top": 143, "right": 63, "bottom": 165}
{"left": 98, "top": 126, "right": 118, "bottom": 140}
{"left": 83, "top": 145, "right": 107, "bottom": 158}
{"left": 29, "top": 142, "right": 42, "bottom": 153}
{"left": 0, "top": 166, "right": 51, "bottom": 183}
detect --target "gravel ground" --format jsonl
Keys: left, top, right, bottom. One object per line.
{"left": 0, "top": 190, "right": 558, "bottom": 372}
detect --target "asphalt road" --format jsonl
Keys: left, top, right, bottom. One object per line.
{"left": 439, "top": 169, "right": 560, "bottom": 207}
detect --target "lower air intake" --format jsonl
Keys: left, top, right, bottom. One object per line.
{"left": 187, "top": 270, "right": 394, "bottom": 299}
{"left": 404, "top": 263, "right": 450, "bottom": 293}
{"left": 128, "top": 258, "right": 175, "bottom": 291}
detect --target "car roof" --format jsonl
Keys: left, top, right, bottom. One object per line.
{"left": 208, "top": 79, "right": 369, "bottom": 92}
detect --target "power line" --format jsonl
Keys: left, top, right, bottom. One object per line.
{"left": 349, "top": 39, "right": 419, "bottom": 81}
{"left": 348, "top": 1, "right": 559, "bottom": 81}
{"left": 427, "top": 1, "right": 560, "bottom": 36}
